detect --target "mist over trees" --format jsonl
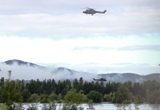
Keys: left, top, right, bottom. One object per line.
{"left": 0, "top": 77, "right": 160, "bottom": 108}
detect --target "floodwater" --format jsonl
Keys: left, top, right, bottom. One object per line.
{"left": 21, "top": 102, "right": 160, "bottom": 110}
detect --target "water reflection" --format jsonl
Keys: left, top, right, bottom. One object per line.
{"left": 115, "top": 103, "right": 160, "bottom": 110}
{"left": 116, "top": 104, "right": 132, "bottom": 110}
{"left": 151, "top": 104, "right": 160, "bottom": 110}
{"left": 13, "top": 103, "right": 160, "bottom": 110}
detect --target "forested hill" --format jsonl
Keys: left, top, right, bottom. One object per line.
{"left": 3, "top": 59, "right": 46, "bottom": 69}
{"left": 1, "top": 59, "right": 160, "bottom": 83}
{"left": 99, "top": 73, "right": 160, "bottom": 83}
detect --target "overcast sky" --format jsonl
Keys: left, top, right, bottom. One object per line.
{"left": 0, "top": 0, "right": 160, "bottom": 75}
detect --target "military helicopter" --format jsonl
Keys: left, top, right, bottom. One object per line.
{"left": 93, "top": 78, "right": 107, "bottom": 81}
{"left": 83, "top": 7, "right": 107, "bottom": 15}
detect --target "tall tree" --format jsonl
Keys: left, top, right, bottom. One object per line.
{"left": 64, "top": 89, "right": 86, "bottom": 104}
{"left": 87, "top": 90, "right": 103, "bottom": 103}
{"left": 114, "top": 86, "right": 132, "bottom": 103}
{"left": 0, "top": 80, "right": 23, "bottom": 108}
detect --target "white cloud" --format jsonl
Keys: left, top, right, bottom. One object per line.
{"left": 0, "top": 0, "right": 160, "bottom": 36}
{"left": 0, "top": 36, "right": 159, "bottom": 66}
{"left": 0, "top": 0, "right": 160, "bottom": 75}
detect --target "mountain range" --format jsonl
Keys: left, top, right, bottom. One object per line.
{"left": 1, "top": 59, "right": 160, "bottom": 83}
{"left": 98, "top": 73, "right": 160, "bottom": 83}
{"left": 3, "top": 59, "right": 46, "bottom": 69}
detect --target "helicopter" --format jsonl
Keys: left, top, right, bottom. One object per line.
{"left": 93, "top": 78, "right": 107, "bottom": 81}
{"left": 83, "top": 8, "right": 107, "bottom": 15}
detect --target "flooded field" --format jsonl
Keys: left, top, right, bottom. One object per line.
{"left": 19, "top": 103, "right": 160, "bottom": 110}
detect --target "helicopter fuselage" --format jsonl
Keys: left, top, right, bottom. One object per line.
{"left": 93, "top": 78, "right": 107, "bottom": 81}
{"left": 83, "top": 8, "right": 106, "bottom": 15}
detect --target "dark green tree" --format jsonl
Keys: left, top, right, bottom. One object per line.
{"left": 104, "top": 92, "right": 116, "bottom": 102}
{"left": 27, "top": 94, "right": 39, "bottom": 103}
{"left": 21, "top": 89, "right": 31, "bottom": 102}
{"left": 49, "top": 91, "right": 57, "bottom": 102}
{"left": 26, "top": 79, "right": 39, "bottom": 94}
{"left": 73, "top": 78, "right": 79, "bottom": 90}
{"left": 114, "top": 86, "right": 132, "bottom": 104}
{"left": 145, "top": 80, "right": 160, "bottom": 104}
{"left": 82, "top": 81, "right": 90, "bottom": 94}
{"left": 0, "top": 80, "right": 23, "bottom": 108}
{"left": 39, "top": 94, "right": 49, "bottom": 103}
{"left": 87, "top": 90, "right": 103, "bottom": 103}
{"left": 64, "top": 89, "right": 86, "bottom": 104}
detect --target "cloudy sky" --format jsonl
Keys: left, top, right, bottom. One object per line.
{"left": 0, "top": 0, "right": 160, "bottom": 75}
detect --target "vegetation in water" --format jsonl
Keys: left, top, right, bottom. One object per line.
{"left": 0, "top": 75, "right": 160, "bottom": 109}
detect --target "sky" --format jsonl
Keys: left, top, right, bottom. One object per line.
{"left": 0, "top": 0, "right": 160, "bottom": 75}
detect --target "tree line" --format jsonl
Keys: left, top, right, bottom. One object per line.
{"left": 0, "top": 77, "right": 160, "bottom": 108}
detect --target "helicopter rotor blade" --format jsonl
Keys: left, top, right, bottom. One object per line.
{"left": 86, "top": 7, "right": 94, "bottom": 10}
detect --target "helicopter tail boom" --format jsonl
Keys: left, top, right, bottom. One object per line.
{"left": 103, "top": 10, "right": 107, "bottom": 13}
{"left": 96, "top": 10, "right": 107, "bottom": 13}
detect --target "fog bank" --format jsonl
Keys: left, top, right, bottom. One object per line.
{"left": 0, "top": 63, "right": 97, "bottom": 81}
